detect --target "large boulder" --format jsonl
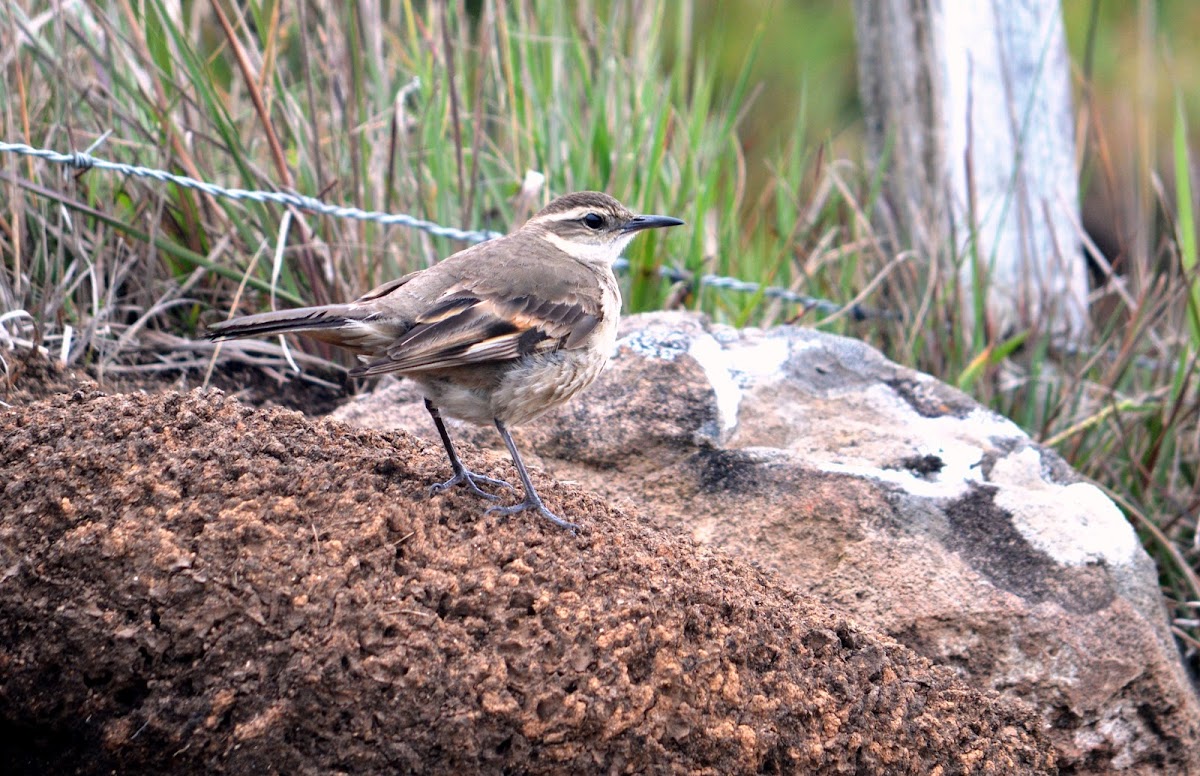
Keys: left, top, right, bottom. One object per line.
{"left": 0, "top": 387, "right": 1055, "bottom": 773}
{"left": 335, "top": 311, "right": 1200, "bottom": 773}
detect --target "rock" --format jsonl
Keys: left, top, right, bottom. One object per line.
{"left": 334, "top": 311, "right": 1200, "bottom": 773}
{"left": 0, "top": 389, "right": 1055, "bottom": 774}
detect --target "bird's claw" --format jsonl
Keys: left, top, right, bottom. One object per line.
{"left": 429, "top": 469, "right": 515, "bottom": 501}
{"left": 485, "top": 498, "right": 579, "bottom": 533}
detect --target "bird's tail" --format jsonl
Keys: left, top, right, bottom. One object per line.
{"left": 205, "top": 304, "right": 362, "bottom": 341}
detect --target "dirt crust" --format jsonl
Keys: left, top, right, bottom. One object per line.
{"left": 1, "top": 348, "right": 347, "bottom": 414}
{"left": 0, "top": 386, "right": 1056, "bottom": 774}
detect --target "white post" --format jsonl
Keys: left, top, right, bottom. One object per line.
{"left": 855, "top": 0, "right": 1088, "bottom": 341}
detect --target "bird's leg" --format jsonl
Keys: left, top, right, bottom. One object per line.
{"left": 485, "top": 418, "right": 579, "bottom": 533}
{"left": 424, "top": 399, "right": 514, "bottom": 499}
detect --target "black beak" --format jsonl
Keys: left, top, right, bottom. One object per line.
{"left": 621, "top": 214, "right": 686, "bottom": 233}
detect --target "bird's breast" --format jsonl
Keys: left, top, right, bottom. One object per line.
{"left": 488, "top": 347, "right": 611, "bottom": 426}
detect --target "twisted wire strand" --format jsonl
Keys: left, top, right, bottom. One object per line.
{"left": 0, "top": 140, "right": 886, "bottom": 320}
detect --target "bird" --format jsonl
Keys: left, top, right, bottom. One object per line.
{"left": 206, "top": 191, "right": 684, "bottom": 531}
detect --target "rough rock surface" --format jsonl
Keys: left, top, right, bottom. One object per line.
{"left": 0, "top": 386, "right": 1056, "bottom": 774}
{"left": 334, "top": 311, "right": 1200, "bottom": 774}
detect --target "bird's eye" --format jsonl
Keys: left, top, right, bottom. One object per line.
{"left": 582, "top": 212, "right": 604, "bottom": 230}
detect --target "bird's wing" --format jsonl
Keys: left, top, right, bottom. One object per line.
{"left": 352, "top": 270, "right": 422, "bottom": 303}
{"left": 348, "top": 281, "right": 602, "bottom": 378}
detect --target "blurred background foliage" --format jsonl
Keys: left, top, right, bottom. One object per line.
{"left": 689, "top": 0, "right": 1200, "bottom": 258}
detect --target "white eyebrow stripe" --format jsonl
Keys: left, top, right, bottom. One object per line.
{"left": 532, "top": 206, "right": 610, "bottom": 223}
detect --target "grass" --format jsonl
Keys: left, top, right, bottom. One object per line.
{"left": 2, "top": 1, "right": 1200, "bottom": 665}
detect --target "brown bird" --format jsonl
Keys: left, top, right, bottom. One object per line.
{"left": 207, "top": 192, "right": 684, "bottom": 531}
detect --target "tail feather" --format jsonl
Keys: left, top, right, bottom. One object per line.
{"left": 206, "top": 304, "right": 358, "bottom": 341}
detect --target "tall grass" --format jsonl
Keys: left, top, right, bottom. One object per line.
{"left": 2, "top": 1, "right": 1199, "bottom": 663}
{"left": 0, "top": 0, "right": 756, "bottom": 361}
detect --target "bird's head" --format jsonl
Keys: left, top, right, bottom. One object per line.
{"left": 522, "top": 191, "right": 684, "bottom": 265}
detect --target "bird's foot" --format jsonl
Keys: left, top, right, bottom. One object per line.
{"left": 428, "top": 468, "right": 515, "bottom": 500}
{"left": 486, "top": 495, "right": 578, "bottom": 533}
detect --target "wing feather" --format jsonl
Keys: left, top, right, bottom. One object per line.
{"left": 347, "top": 286, "right": 601, "bottom": 378}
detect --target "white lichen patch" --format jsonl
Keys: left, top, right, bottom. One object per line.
{"left": 991, "top": 447, "right": 1139, "bottom": 567}
{"left": 817, "top": 460, "right": 986, "bottom": 499}
{"left": 687, "top": 332, "right": 790, "bottom": 433}
{"left": 616, "top": 326, "right": 693, "bottom": 360}
{"left": 810, "top": 384, "right": 1026, "bottom": 499}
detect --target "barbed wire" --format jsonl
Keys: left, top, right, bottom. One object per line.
{"left": 0, "top": 141, "right": 503, "bottom": 243}
{"left": 0, "top": 139, "right": 886, "bottom": 320}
